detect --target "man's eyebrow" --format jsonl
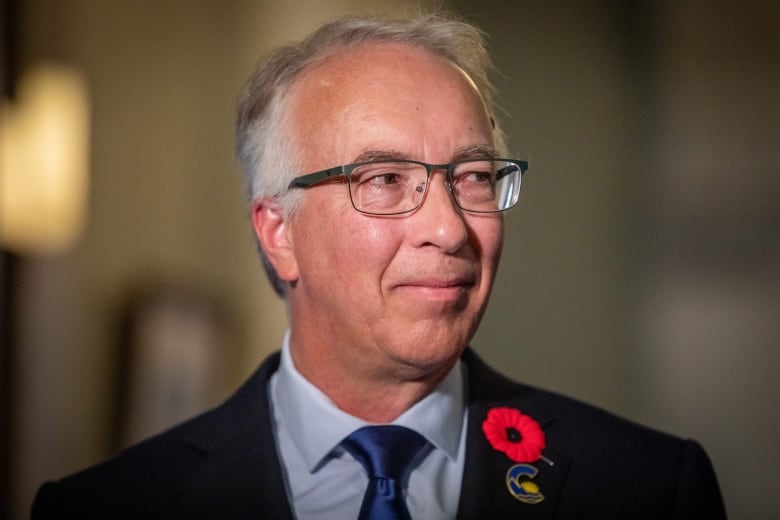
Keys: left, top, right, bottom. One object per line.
{"left": 453, "top": 145, "right": 500, "bottom": 160}
{"left": 352, "top": 145, "right": 500, "bottom": 164}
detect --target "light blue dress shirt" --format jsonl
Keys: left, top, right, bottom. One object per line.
{"left": 269, "top": 332, "right": 468, "bottom": 520}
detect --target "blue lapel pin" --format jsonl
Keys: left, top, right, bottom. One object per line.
{"left": 506, "top": 463, "right": 545, "bottom": 504}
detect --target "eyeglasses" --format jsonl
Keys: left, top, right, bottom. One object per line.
{"left": 288, "top": 158, "right": 528, "bottom": 215}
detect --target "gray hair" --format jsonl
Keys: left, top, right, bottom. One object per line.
{"left": 236, "top": 12, "right": 506, "bottom": 296}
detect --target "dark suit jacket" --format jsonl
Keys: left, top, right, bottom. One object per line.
{"left": 32, "top": 348, "right": 726, "bottom": 519}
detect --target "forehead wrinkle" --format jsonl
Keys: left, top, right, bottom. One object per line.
{"left": 354, "top": 149, "right": 408, "bottom": 163}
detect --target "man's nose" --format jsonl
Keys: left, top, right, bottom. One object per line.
{"left": 408, "top": 172, "right": 469, "bottom": 253}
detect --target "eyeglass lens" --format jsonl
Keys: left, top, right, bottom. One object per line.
{"left": 348, "top": 160, "right": 522, "bottom": 215}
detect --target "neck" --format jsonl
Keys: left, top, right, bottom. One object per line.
{"left": 289, "top": 339, "right": 457, "bottom": 423}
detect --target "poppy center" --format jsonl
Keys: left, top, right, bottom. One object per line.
{"left": 505, "top": 427, "right": 522, "bottom": 443}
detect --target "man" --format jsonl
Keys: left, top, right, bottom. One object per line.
{"left": 33, "top": 12, "right": 725, "bottom": 519}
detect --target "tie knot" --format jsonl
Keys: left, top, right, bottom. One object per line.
{"left": 341, "top": 425, "right": 429, "bottom": 481}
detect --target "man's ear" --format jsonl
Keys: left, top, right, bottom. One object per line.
{"left": 251, "top": 199, "right": 299, "bottom": 284}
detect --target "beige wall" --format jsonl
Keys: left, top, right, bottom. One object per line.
{"left": 7, "top": 1, "right": 779, "bottom": 519}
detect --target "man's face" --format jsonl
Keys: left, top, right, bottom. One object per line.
{"left": 271, "top": 43, "right": 503, "bottom": 382}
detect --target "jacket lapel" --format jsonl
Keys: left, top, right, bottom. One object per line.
{"left": 174, "top": 353, "right": 295, "bottom": 519}
{"left": 457, "top": 349, "right": 572, "bottom": 519}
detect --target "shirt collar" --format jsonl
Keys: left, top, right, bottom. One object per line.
{"left": 272, "top": 331, "right": 466, "bottom": 473}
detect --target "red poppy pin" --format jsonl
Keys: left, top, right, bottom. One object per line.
{"left": 482, "top": 407, "right": 546, "bottom": 463}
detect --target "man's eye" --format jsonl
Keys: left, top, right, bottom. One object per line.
{"left": 365, "top": 173, "right": 401, "bottom": 185}
{"left": 458, "top": 171, "right": 494, "bottom": 183}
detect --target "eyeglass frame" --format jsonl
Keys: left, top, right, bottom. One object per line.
{"left": 287, "top": 157, "right": 529, "bottom": 215}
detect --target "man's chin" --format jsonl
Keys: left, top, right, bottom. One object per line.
{"left": 376, "top": 335, "right": 468, "bottom": 375}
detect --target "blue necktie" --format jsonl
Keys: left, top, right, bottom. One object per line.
{"left": 341, "top": 425, "right": 429, "bottom": 520}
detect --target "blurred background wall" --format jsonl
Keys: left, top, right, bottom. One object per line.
{"left": 1, "top": 0, "right": 777, "bottom": 518}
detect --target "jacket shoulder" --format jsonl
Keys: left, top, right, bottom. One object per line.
{"left": 461, "top": 348, "right": 726, "bottom": 519}
{"left": 32, "top": 353, "right": 285, "bottom": 519}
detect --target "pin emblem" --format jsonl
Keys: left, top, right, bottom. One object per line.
{"left": 506, "top": 463, "right": 544, "bottom": 504}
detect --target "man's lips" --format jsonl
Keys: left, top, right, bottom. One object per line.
{"left": 393, "top": 275, "right": 476, "bottom": 300}
{"left": 397, "top": 278, "right": 473, "bottom": 288}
